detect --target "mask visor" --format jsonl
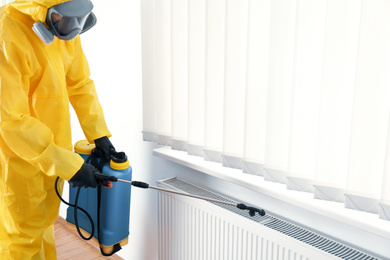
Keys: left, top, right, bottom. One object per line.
{"left": 47, "top": 0, "right": 97, "bottom": 41}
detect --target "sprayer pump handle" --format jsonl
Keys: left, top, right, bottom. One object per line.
{"left": 94, "top": 172, "right": 118, "bottom": 188}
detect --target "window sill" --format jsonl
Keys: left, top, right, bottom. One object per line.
{"left": 153, "top": 146, "right": 390, "bottom": 255}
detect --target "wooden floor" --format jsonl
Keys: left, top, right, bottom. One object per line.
{"left": 54, "top": 217, "right": 123, "bottom": 260}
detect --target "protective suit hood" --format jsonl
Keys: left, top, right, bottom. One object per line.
{"left": 10, "top": 0, "right": 69, "bottom": 24}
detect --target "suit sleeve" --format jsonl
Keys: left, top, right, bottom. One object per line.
{"left": 0, "top": 41, "right": 84, "bottom": 180}
{"left": 66, "top": 36, "right": 112, "bottom": 144}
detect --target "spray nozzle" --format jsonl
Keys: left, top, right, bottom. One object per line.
{"left": 237, "top": 203, "right": 266, "bottom": 217}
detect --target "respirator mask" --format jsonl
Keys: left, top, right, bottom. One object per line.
{"left": 32, "top": 0, "right": 97, "bottom": 44}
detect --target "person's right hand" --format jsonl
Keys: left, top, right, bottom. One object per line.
{"left": 69, "top": 163, "right": 100, "bottom": 188}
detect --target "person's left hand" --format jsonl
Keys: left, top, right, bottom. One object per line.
{"left": 94, "top": 136, "right": 115, "bottom": 161}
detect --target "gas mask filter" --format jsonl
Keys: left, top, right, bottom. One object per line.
{"left": 32, "top": 0, "right": 97, "bottom": 44}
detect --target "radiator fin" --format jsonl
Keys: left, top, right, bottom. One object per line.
{"left": 158, "top": 178, "right": 378, "bottom": 260}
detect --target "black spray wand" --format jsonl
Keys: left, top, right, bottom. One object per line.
{"left": 95, "top": 173, "right": 265, "bottom": 217}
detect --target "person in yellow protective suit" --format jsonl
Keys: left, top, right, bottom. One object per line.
{"left": 0, "top": 0, "right": 115, "bottom": 259}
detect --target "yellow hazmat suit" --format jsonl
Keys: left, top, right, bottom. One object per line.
{"left": 0, "top": 0, "right": 111, "bottom": 259}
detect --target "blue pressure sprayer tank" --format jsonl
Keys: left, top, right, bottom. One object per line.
{"left": 66, "top": 140, "right": 132, "bottom": 255}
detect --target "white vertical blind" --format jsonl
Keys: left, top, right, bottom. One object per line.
{"left": 242, "top": 0, "right": 270, "bottom": 175}
{"left": 381, "top": 115, "right": 390, "bottom": 219}
{"left": 141, "top": 0, "right": 158, "bottom": 142}
{"left": 222, "top": 0, "right": 248, "bottom": 168}
{"left": 263, "top": 0, "right": 296, "bottom": 183}
{"left": 314, "top": 0, "right": 361, "bottom": 202}
{"left": 203, "top": 0, "right": 225, "bottom": 162}
{"left": 155, "top": 0, "right": 172, "bottom": 145}
{"left": 141, "top": 0, "right": 390, "bottom": 221}
{"left": 345, "top": 0, "right": 390, "bottom": 213}
{"left": 285, "top": 0, "right": 326, "bottom": 191}
{"left": 187, "top": 0, "right": 205, "bottom": 156}
{"left": 170, "top": 0, "right": 188, "bottom": 150}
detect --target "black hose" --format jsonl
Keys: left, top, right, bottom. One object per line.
{"left": 55, "top": 176, "right": 95, "bottom": 240}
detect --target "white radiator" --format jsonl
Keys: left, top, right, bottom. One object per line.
{"left": 157, "top": 178, "right": 378, "bottom": 260}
